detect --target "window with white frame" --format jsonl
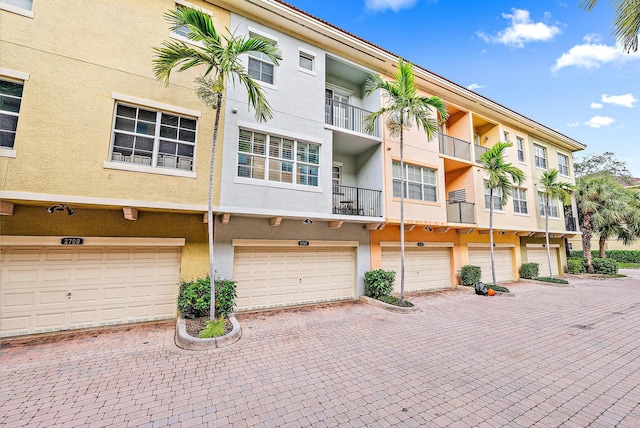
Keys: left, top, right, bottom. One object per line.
{"left": 538, "top": 192, "right": 559, "bottom": 217}
{"left": 503, "top": 131, "right": 509, "bottom": 142}
{"left": 484, "top": 184, "right": 503, "bottom": 210}
{"left": 534, "top": 144, "right": 547, "bottom": 169}
{"left": 248, "top": 33, "right": 276, "bottom": 85}
{"left": 513, "top": 187, "right": 528, "bottom": 214}
{"left": 173, "top": 5, "right": 192, "bottom": 39}
{"left": 111, "top": 103, "right": 197, "bottom": 171}
{"left": 516, "top": 137, "right": 525, "bottom": 162}
{"left": 237, "top": 129, "right": 319, "bottom": 187}
{"left": 392, "top": 161, "right": 437, "bottom": 202}
{"left": 299, "top": 51, "right": 314, "bottom": 72}
{"left": 558, "top": 153, "right": 569, "bottom": 176}
{"left": 332, "top": 162, "right": 342, "bottom": 187}
{"left": 1, "top": 0, "right": 32, "bottom": 11}
{"left": 0, "top": 79, "right": 23, "bottom": 149}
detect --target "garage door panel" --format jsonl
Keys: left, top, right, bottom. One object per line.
{"left": 468, "top": 248, "right": 514, "bottom": 283}
{"left": 3, "top": 269, "right": 38, "bottom": 285}
{"left": 381, "top": 247, "right": 452, "bottom": 292}
{"left": 39, "top": 290, "right": 68, "bottom": 305}
{"left": 35, "top": 313, "right": 65, "bottom": 330}
{"left": 45, "top": 249, "right": 75, "bottom": 261}
{"left": 527, "top": 248, "right": 559, "bottom": 276}
{"left": 3, "top": 291, "right": 34, "bottom": 308}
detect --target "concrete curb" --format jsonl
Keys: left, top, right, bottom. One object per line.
{"left": 359, "top": 295, "right": 420, "bottom": 313}
{"left": 175, "top": 315, "right": 241, "bottom": 350}
{"left": 518, "top": 278, "right": 574, "bottom": 288}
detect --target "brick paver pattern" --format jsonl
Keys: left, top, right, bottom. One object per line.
{"left": 2, "top": 272, "right": 640, "bottom": 427}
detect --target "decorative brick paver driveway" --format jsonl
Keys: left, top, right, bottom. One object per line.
{"left": 2, "top": 273, "right": 640, "bottom": 427}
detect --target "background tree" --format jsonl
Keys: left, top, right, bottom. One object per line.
{"left": 595, "top": 188, "right": 640, "bottom": 257}
{"left": 364, "top": 58, "right": 448, "bottom": 302}
{"left": 581, "top": 0, "right": 640, "bottom": 52}
{"left": 478, "top": 142, "right": 524, "bottom": 286}
{"left": 538, "top": 169, "right": 575, "bottom": 278}
{"left": 153, "top": 8, "right": 281, "bottom": 319}
{"left": 574, "top": 151, "right": 632, "bottom": 178}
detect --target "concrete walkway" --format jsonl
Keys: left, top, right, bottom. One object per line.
{"left": 2, "top": 273, "right": 640, "bottom": 427}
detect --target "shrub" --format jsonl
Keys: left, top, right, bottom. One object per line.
{"left": 177, "top": 276, "right": 237, "bottom": 319}
{"left": 519, "top": 262, "right": 539, "bottom": 279}
{"left": 487, "top": 284, "right": 510, "bottom": 293}
{"left": 199, "top": 318, "right": 226, "bottom": 338}
{"left": 460, "top": 265, "right": 481, "bottom": 286}
{"left": 570, "top": 250, "right": 640, "bottom": 264}
{"left": 536, "top": 277, "right": 569, "bottom": 284}
{"left": 567, "top": 258, "right": 586, "bottom": 274}
{"left": 592, "top": 258, "right": 619, "bottom": 275}
{"left": 364, "top": 269, "right": 395, "bottom": 299}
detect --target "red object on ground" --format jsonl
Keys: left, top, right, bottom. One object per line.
{"left": 488, "top": 289, "right": 496, "bottom": 296}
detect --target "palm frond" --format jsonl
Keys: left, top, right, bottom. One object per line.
{"left": 153, "top": 41, "right": 212, "bottom": 84}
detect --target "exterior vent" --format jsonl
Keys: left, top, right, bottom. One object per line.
{"left": 448, "top": 190, "right": 466, "bottom": 203}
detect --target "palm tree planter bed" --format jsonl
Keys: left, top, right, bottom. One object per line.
{"left": 359, "top": 296, "right": 420, "bottom": 313}
{"left": 175, "top": 316, "right": 241, "bottom": 350}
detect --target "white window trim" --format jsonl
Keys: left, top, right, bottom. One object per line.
{"left": 503, "top": 131, "right": 510, "bottom": 142}
{"left": 245, "top": 27, "right": 278, "bottom": 89}
{"left": 538, "top": 192, "right": 560, "bottom": 219}
{"left": 174, "top": 0, "right": 213, "bottom": 15}
{"left": 298, "top": 47, "right": 317, "bottom": 76}
{"left": 103, "top": 161, "right": 196, "bottom": 178}
{"left": 512, "top": 187, "right": 528, "bottom": 215}
{"left": 332, "top": 161, "right": 343, "bottom": 186}
{"left": 557, "top": 152, "right": 570, "bottom": 177}
{"left": 484, "top": 184, "right": 504, "bottom": 212}
{"left": 0, "top": 148, "right": 17, "bottom": 158}
{"left": 0, "top": 1, "right": 34, "bottom": 18}
{"left": 533, "top": 143, "right": 548, "bottom": 171}
{"left": 170, "top": 1, "right": 213, "bottom": 48}
{"left": 112, "top": 93, "right": 201, "bottom": 117}
{"left": 516, "top": 136, "right": 526, "bottom": 164}
{"left": 392, "top": 161, "right": 438, "bottom": 203}
{"left": 0, "top": 71, "right": 27, "bottom": 154}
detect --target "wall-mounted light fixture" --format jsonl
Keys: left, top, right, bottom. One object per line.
{"left": 46, "top": 204, "right": 76, "bottom": 216}
{"left": 498, "top": 230, "right": 505, "bottom": 235}
{"left": 424, "top": 225, "right": 432, "bottom": 231}
{"left": 484, "top": 136, "right": 489, "bottom": 143}
{"left": 303, "top": 218, "right": 313, "bottom": 225}
{"left": 231, "top": 107, "right": 238, "bottom": 114}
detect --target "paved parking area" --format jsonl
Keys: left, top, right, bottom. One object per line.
{"left": 2, "top": 272, "right": 640, "bottom": 427}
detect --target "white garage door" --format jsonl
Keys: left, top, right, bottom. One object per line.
{"left": 0, "top": 246, "right": 181, "bottom": 338}
{"left": 381, "top": 247, "right": 452, "bottom": 293}
{"left": 527, "top": 247, "right": 559, "bottom": 277}
{"left": 468, "top": 247, "right": 514, "bottom": 283}
{"left": 233, "top": 247, "right": 356, "bottom": 311}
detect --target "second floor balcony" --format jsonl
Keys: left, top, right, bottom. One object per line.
{"left": 447, "top": 201, "right": 476, "bottom": 224}
{"left": 325, "top": 98, "right": 380, "bottom": 138}
{"left": 439, "top": 134, "right": 472, "bottom": 162}
{"left": 474, "top": 145, "right": 489, "bottom": 163}
{"left": 332, "top": 185, "right": 382, "bottom": 217}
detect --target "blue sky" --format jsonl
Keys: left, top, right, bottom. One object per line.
{"left": 283, "top": 0, "right": 640, "bottom": 176}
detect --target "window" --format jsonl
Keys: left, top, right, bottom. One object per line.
{"left": 237, "top": 129, "right": 319, "bottom": 187}
{"left": 1, "top": 0, "right": 32, "bottom": 12}
{"left": 0, "top": 79, "right": 23, "bottom": 150}
{"left": 332, "top": 162, "right": 342, "bottom": 187}
{"left": 513, "top": 188, "right": 528, "bottom": 214}
{"left": 534, "top": 144, "right": 547, "bottom": 169}
{"left": 484, "top": 184, "right": 503, "bottom": 210}
{"left": 503, "top": 131, "right": 509, "bottom": 142}
{"left": 173, "top": 5, "right": 191, "bottom": 38}
{"left": 539, "top": 192, "right": 559, "bottom": 218}
{"left": 516, "top": 137, "right": 525, "bottom": 162}
{"left": 111, "top": 103, "right": 197, "bottom": 171}
{"left": 248, "top": 33, "right": 276, "bottom": 85}
{"left": 299, "top": 51, "right": 314, "bottom": 72}
{"left": 558, "top": 153, "right": 569, "bottom": 176}
{"left": 392, "top": 161, "right": 437, "bottom": 202}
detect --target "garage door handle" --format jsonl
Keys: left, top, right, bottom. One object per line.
{"left": 67, "top": 292, "right": 72, "bottom": 298}
{"left": 299, "top": 278, "right": 302, "bottom": 284}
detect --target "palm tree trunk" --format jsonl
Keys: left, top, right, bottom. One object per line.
{"left": 207, "top": 94, "right": 222, "bottom": 320}
{"left": 581, "top": 212, "right": 594, "bottom": 274}
{"left": 599, "top": 235, "right": 606, "bottom": 259}
{"left": 399, "top": 113, "right": 405, "bottom": 302}
{"left": 489, "top": 188, "right": 497, "bottom": 286}
{"left": 545, "top": 195, "right": 553, "bottom": 278}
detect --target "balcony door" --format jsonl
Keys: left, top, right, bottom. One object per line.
{"left": 325, "top": 87, "right": 350, "bottom": 130}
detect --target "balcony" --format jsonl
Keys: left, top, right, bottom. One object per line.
{"left": 565, "top": 216, "right": 577, "bottom": 232}
{"left": 325, "top": 99, "right": 380, "bottom": 138}
{"left": 474, "top": 145, "right": 489, "bottom": 163}
{"left": 439, "top": 134, "right": 472, "bottom": 162}
{"left": 447, "top": 201, "right": 476, "bottom": 224}
{"left": 332, "top": 185, "right": 382, "bottom": 217}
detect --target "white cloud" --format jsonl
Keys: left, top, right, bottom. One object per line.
{"left": 477, "top": 9, "right": 561, "bottom": 48}
{"left": 567, "top": 121, "right": 581, "bottom": 127}
{"left": 601, "top": 93, "right": 637, "bottom": 108}
{"left": 467, "top": 83, "right": 484, "bottom": 91}
{"left": 584, "top": 116, "right": 615, "bottom": 128}
{"left": 553, "top": 34, "right": 640, "bottom": 70}
{"left": 365, "top": 0, "right": 417, "bottom": 12}
{"left": 590, "top": 102, "right": 603, "bottom": 109}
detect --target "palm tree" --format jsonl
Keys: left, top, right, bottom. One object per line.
{"left": 153, "top": 8, "right": 281, "bottom": 319}
{"left": 363, "top": 58, "right": 448, "bottom": 302}
{"left": 595, "top": 187, "right": 640, "bottom": 257}
{"left": 478, "top": 142, "right": 525, "bottom": 286}
{"left": 581, "top": 0, "right": 639, "bottom": 52}
{"left": 538, "top": 169, "right": 575, "bottom": 278}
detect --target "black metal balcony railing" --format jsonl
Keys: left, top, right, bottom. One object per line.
{"left": 439, "top": 134, "right": 471, "bottom": 161}
{"left": 565, "top": 216, "right": 577, "bottom": 232}
{"left": 474, "top": 145, "right": 489, "bottom": 163}
{"left": 333, "top": 185, "right": 382, "bottom": 217}
{"left": 447, "top": 201, "right": 476, "bottom": 224}
{"left": 325, "top": 98, "right": 380, "bottom": 137}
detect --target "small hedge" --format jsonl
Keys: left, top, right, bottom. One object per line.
{"left": 592, "top": 258, "right": 619, "bottom": 275}
{"left": 177, "top": 276, "right": 237, "bottom": 319}
{"left": 570, "top": 250, "right": 640, "bottom": 264}
{"left": 364, "top": 269, "right": 395, "bottom": 299}
{"left": 536, "top": 277, "right": 569, "bottom": 284}
{"left": 460, "top": 265, "right": 481, "bottom": 286}
{"left": 487, "top": 284, "right": 510, "bottom": 293}
{"left": 519, "top": 262, "right": 539, "bottom": 279}
{"left": 567, "top": 259, "right": 586, "bottom": 274}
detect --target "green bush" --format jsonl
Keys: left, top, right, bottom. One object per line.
{"left": 536, "top": 277, "right": 569, "bottom": 284}
{"left": 519, "top": 262, "right": 539, "bottom": 279}
{"left": 487, "top": 284, "right": 510, "bottom": 293}
{"left": 364, "top": 269, "right": 395, "bottom": 299}
{"left": 460, "top": 265, "right": 481, "bottom": 286}
{"left": 199, "top": 318, "right": 226, "bottom": 338}
{"left": 570, "top": 250, "right": 640, "bottom": 263}
{"left": 567, "top": 259, "right": 586, "bottom": 274}
{"left": 592, "top": 258, "right": 619, "bottom": 275}
{"left": 177, "top": 276, "right": 237, "bottom": 319}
